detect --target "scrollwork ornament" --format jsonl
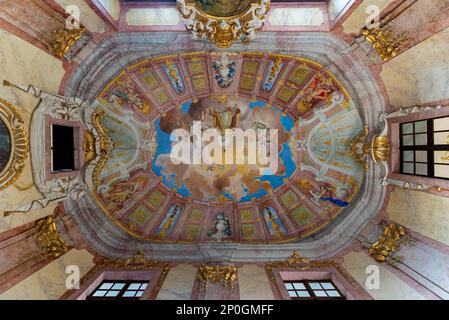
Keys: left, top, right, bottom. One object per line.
{"left": 0, "top": 98, "right": 29, "bottom": 191}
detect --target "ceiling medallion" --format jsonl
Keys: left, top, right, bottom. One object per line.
{"left": 177, "top": 0, "right": 270, "bottom": 48}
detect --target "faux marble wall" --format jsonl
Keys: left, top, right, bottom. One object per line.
{"left": 342, "top": 0, "right": 391, "bottom": 34}
{"left": 97, "top": 0, "right": 121, "bottom": 21}
{"left": 342, "top": 251, "right": 425, "bottom": 300}
{"left": 54, "top": 0, "right": 107, "bottom": 33}
{"left": 381, "top": 25, "right": 449, "bottom": 107}
{"left": 0, "top": 28, "right": 64, "bottom": 224}
{"left": 156, "top": 264, "right": 196, "bottom": 300}
{"left": 126, "top": 8, "right": 181, "bottom": 26}
{"left": 0, "top": 249, "right": 95, "bottom": 300}
{"left": 387, "top": 188, "right": 449, "bottom": 247}
{"left": 238, "top": 265, "right": 275, "bottom": 300}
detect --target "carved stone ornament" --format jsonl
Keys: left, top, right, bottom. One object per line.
{"left": 177, "top": 0, "right": 270, "bottom": 48}
{"left": 0, "top": 97, "right": 28, "bottom": 191}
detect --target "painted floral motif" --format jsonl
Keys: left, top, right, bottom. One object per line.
{"left": 212, "top": 52, "right": 236, "bottom": 88}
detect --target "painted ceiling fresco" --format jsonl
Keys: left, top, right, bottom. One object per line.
{"left": 85, "top": 51, "right": 364, "bottom": 243}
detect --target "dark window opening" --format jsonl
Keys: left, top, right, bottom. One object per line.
{"left": 87, "top": 280, "right": 149, "bottom": 300}
{"left": 284, "top": 280, "right": 345, "bottom": 300}
{"left": 400, "top": 116, "right": 449, "bottom": 179}
{"left": 51, "top": 125, "right": 75, "bottom": 172}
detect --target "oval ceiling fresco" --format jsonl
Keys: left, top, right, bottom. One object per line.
{"left": 84, "top": 51, "right": 365, "bottom": 243}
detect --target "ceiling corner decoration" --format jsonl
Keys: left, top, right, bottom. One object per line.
{"left": 177, "top": 0, "right": 270, "bottom": 48}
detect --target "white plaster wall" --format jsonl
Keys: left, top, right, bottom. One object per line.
{"left": 55, "top": 0, "right": 107, "bottom": 33}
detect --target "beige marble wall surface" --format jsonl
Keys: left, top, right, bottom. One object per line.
{"left": 238, "top": 264, "right": 275, "bottom": 300}
{"left": 156, "top": 264, "right": 196, "bottom": 300}
{"left": 381, "top": 26, "right": 449, "bottom": 107}
{"left": 55, "top": 0, "right": 107, "bottom": 33}
{"left": 0, "top": 249, "right": 95, "bottom": 300}
{"left": 342, "top": 251, "right": 425, "bottom": 300}
{"left": 342, "top": 0, "right": 391, "bottom": 34}
{"left": 125, "top": 8, "right": 181, "bottom": 26}
{"left": 97, "top": 0, "right": 121, "bottom": 21}
{"left": 268, "top": 8, "right": 324, "bottom": 27}
{"left": 0, "top": 29, "right": 64, "bottom": 217}
{"left": 387, "top": 188, "right": 449, "bottom": 246}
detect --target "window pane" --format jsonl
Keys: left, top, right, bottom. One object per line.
{"left": 296, "top": 291, "right": 311, "bottom": 298}
{"left": 135, "top": 291, "right": 144, "bottom": 297}
{"left": 402, "top": 135, "right": 414, "bottom": 146}
{"left": 128, "top": 283, "right": 141, "bottom": 290}
{"left": 415, "top": 163, "right": 428, "bottom": 176}
{"left": 415, "top": 151, "right": 427, "bottom": 163}
{"left": 314, "top": 290, "right": 327, "bottom": 297}
{"left": 326, "top": 290, "right": 341, "bottom": 297}
{"left": 99, "top": 283, "right": 114, "bottom": 290}
{"left": 403, "top": 151, "right": 414, "bottom": 162}
{"left": 414, "top": 121, "right": 427, "bottom": 133}
{"left": 293, "top": 283, "right": 306, "bottom": 290}
{"left": 415, "top": 134, "right": 427, "bottom": 145}
{"left": 320, "top": 283, "right": 335, "bottom": 290}
{"left": 309, "top": 283, "right": 321, "bottom": 290}
{"left": 141, "top": 283, "right": 148, "bottom": 290}
{"left": 403, "top": 162, "right": 414, "bottom": 174}
{"left": 123, "top": 291, "right": 137, "bottom": 298}
{"left": 285, "top": 283, "right": 294, "bottom": 290}
{"left": 434, "top": 117, "right": 449, "bottom": 131}
{"left": 288, "top": 290, "right": 298, "bottom": 297}
{"left": 105, "top": 291, "right": 120, "bottom": 297}
{"left": 434, "top": 151, "right": 449, "bottom": 164}
{"left": 435, "top": 164, "right": 449, "bottom": 179}
{"left": 112, "top": 283, "right": 125, "bottom": 290}
{"left": 92, "top": 290, "right": 107, "bottom": 297}
{"left": 402, "top": 123, "right": 413, "bottom": 134}
{"left": 434, "top": 132, "right": 449, "bottom": 145}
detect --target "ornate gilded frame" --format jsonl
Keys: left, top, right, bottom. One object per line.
{"left": 0, "top": 98, "right": 28, "bottom": 191}
{"left": 177, "top": 0, "right": 270, "bottom": 48}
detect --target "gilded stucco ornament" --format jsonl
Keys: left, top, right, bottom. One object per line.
{"left": 79, "top": 252, "right": 170, "bottom": 290}
{"left": 348, "top": 126, "right": 390, "bottom": 169}
{"left": 265, "top": 251, "right": 353, "bottom": 283}
{"left": 48, "top": 27, "right": 91, "bottom": 61}
{"left": 35, "top": 216, "right": 68, "bottom": 259}
{"left": 198, "top": 265, "right": 237, "bottom": 291}
{"left": 361, "top": 25, "right": 403, "bottom": 61}
{"left": 177, "top": 0, "right": 270, "bottom": 48}
{"left": 368, "top": 223, "right": 414, "bottom": 264}
{"left": 0, "top": 98, "right": 28, "bottom": 191}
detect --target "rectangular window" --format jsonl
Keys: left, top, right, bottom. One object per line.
{"left": 51, "top": 124, "right": 76, "bottom": 172}
{"left": 284, "top": 280, "right": 344, "bottom": 300}
{"left": 400, "top": 116, "right": 449, "bottom": 179}
{"left": 87, "top": 280, "right": 149, "bottom": 300}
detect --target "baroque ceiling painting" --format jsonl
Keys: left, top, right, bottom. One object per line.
{"left": 85, "top": 52, "right": 364, "bottom": 243}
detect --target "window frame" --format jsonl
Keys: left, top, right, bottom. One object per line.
{"left": 400, "top": 116, "right": 449, "bottom": 180}
{"left": 87, "top": 280, "right": 150, "bottom": 300}
{"left": 283, "top": 280, "right": 345, "bottom": 300}
{"left": 50, "top": 124, "right": 77, "bottom": 173}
